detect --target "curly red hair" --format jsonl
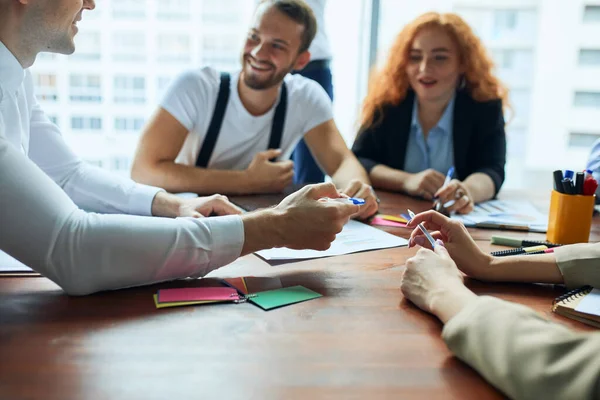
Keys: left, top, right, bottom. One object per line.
{"left": 360, "top": 12, "right": 509, "bottom": 128}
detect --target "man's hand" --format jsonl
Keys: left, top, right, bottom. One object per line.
{"left": 151, "top": 192, "right": 241, "bottom": 218}
{"left": 177, "top": 194, "right": 242, "bottom": 218}
{"left": 240, "top": 183, "right": 359, "bottom": 254}
{"left": 434, "top": 179, "right": 474, "bottom": 214}
{"left": 245, "top": 149, "right": 294, "bottom": 193}
{"left": 403, "top": 169, "right": 445, "bottom": 200}
{"left": 340, "top": 179, "right": 378, "bottom": 220}
{"left": 406, "top": 210, "right": 493, "bottom": 280}
{"left": 401, "top": 242, "right": 477, "bottom": 323}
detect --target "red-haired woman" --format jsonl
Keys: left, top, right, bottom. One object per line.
{"left": 352, "top": 12, "right": 509, "bottom": 214}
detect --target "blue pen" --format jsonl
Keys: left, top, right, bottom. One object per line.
{"left": 443, "top": 166, "right": 455, "bottom": 187}
{"left": 408, "top": 209, "right": 436, "bottom": 248}
{"left": 330, "top": 197, "right": 365, "bottom": 205}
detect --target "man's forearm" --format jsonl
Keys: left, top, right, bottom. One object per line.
{"left": 240, "top": 209, "right": 284, "bottom": 255}
{"left": 133, "top": 161, "right": 251, "bottom": 195}
{"left": 330, "top": 155, "right": 371, "bottom": 188}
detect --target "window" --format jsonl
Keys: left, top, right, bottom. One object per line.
{"left": 112, "top": 32, "right": 146, "bottom": 62}
{"left": 494, "top": 10, "right": 518, "bottom": 33}
{"left": 492, "top": 49, "right": 515, "bottom": 69}
{"left": 71, "top": 116, "right": 102, "bottom": 131}
{"left": 70, "top": 32, "right": 101, "bottom": 60}
{"left": 579, "top": 49, "right": 600, "bottom": 66}
{"left": 48, "top": 116, "right": 59, "bottom": 125}
{"left": 114, "top": 76, "right": 145, "bottom": 104}
{"left": 110, "top": 156, "right": 131, "bottom": 171}
{"left": 574, "top": 92, "right": 600, "bottom": 108}
{"left": 34, "top": 74, "right": 58, "bottom": 102}
{"left": 200, "top": 33, "right": 240, "bottom": 71}
{"left": 569, "top": 133, "right": 600, "bottom": 148}
{"left": 115, "top": 117, "right": 145, "bottom": 132}
{"left": 201, "top": 0, "right": 243, "bottom": 24}
{"left": 112, "top": 0, "right": 146, "bottom": 19}
{"left": 69, "top": 74, "right": 101, "bottom": 102}
{"left": 583, "top": 5, "right": 600, "bottom": 23}
{"left": 157, "top": 34, "right": 191, "bottom": 62}
{"left": 157, "top": 0, "right": 190, "bottom": 20}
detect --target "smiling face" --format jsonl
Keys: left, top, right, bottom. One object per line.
{"left": 28, "top": 0, "right": 95, "bottom": 55}
{"left": 406, "top": 26, "right": 463, "bottom": 104}
{"left": 241, "top": 4, "right": 310, "bottom": 90}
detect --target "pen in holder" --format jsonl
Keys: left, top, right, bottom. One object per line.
{"left": 547, "top": 190, "right": 595, "bottom": 244}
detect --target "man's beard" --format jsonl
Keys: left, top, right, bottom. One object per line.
{"left": 242, "top": 55, "right": 294, "bottom": 90}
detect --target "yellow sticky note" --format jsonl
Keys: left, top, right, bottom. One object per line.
{"left": 153, "top": 294, "right": 219, "bottom": 309}
{"left": 380, "top": 214, "right": 408, "bottom": 223}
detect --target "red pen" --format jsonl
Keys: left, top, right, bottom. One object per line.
{"left": 584, "top": 177, "right": 598, "bottom": 196}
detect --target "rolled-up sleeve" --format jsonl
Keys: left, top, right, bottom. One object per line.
{"left": 0, "top": 137, "right": 244, "bottom": 296}
{"left": 443, "top": 296, "right": 600, "bottom": 400}
{"left": 27, "top": 95, "right": 162, "bottom": 216}
{"left": 554, "top": 243, "right": 600, "bottom": 289}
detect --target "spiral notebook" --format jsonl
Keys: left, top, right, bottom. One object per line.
{"left": 552, "top": 286, "right": 600, "bottom": 328}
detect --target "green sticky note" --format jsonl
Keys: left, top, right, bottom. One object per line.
{"left": 249, "top": 286, "right": 322, "bottom": 310}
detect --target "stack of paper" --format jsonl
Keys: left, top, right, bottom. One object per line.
{"left": 452, "top": 199, "right": 548, "bottom": 232}
{"left": 256, "top": 219, "right": 408, "bottom": 261}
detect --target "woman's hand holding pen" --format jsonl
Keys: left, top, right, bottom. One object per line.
{"left": 403, "top": 169, "right": 445, "bottom": 200}
{"left": 407, "top": 210, "right": 493, "bottom": 280}
{"left": 434, "top": 179, "right": 474, "bottom": 214}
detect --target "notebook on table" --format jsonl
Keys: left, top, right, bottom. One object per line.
{"left": 552, "top": 286, "right": 600, "bottom": 328}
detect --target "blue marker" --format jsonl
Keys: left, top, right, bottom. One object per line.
{"left": 443, "top": 166, "right": 455, "bottom": 187}
{"left": 564, "top": 170, "right": 574, "bottom": 180}
{"left": 328, "top": 197, "right": 366, "bottom": 205}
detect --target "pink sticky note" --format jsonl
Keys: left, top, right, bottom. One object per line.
{"left": 370, "top": 216, "right": 407, "bottom": 228}
{"left": 158, "top": 287, "right": 240, "bottom": 303}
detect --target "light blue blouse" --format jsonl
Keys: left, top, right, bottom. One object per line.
{"left": 403, "top": 95, "right": 455, "bottom": 175}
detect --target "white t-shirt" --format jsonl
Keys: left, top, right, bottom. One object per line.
{"left": 160, "top": 67, "right": 333, "bottom": 170}
{"left": 304, "top": 0, "right": 332, "bottom": 61}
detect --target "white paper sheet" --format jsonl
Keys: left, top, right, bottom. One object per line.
{"left": 255, "top": 219, "right": 408, "bottom": 261}
{"left": 575, "top": 288, "right": 600, "bottom": 316}
{"left": 451, "top": 199, "right": 548, "bottom": 232}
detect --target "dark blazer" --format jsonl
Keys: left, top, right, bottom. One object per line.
{"left": 352, "top": 90, "right": 506, "bottom": 195}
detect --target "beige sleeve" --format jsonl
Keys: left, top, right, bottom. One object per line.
{"left": 442, "top": 296, "right": 600, "bottom": 400}
{"left": 555, "top": 243, "right": 600, "bottom": 289}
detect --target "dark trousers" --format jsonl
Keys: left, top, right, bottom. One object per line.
{"left": 292, "top": 62, "right": 333, "bottom": 184}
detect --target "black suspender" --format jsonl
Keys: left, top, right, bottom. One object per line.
{"left": 195, "top": 72, "right": 288, "bottom": 168}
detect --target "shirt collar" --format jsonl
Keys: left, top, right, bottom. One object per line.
{"left": 411, "top": 93, "right": 456, "bottom": 135}
{"left": 0, "top": 40, "right": 26, "bottom": 95}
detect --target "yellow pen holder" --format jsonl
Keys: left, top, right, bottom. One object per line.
{"left": 547, "top": 190, "right": 595, "bottom": 245}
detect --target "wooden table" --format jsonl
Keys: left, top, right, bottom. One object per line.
{"left": 1, "top": 190, "right": 597, "bottom": 400}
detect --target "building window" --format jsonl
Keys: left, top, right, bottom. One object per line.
{"left": 492, "top": 49, "right": 515, "bottom": 69}
{"left": 157, "top": 34, "right": 191, "bottom": 62}
{"left": 70, "top": 32, "right": 101, "bottom": 61}
{"left": 157, "top": 0, "right": 191, "bottom": 20}
{"left": 112, "top": 32, "right": 146, "bottom": 62}
{"left": 200, "top": 33, "right": 239, "bottom": 71}
{"left": 69, "top": 74, "right": 102, "bottom": 102}
{"left": 569, "top": 132, "right": 600, "bottom": 148}
{"left": 112, "top": 0, "right": 146, "bottom": 19}
{"left": 48, "top": 115, "right": 59, "bottom": 125}
{"left": 71, "top": 116, "right": 102, "bottom": 131}
{"left": 114, "top": 76, "right": 146, "bottom": 104}
{"left": 493, "top": 10, "right": 517, "bottom": 35}
{"left": 579, "top": 49, "right": 600, "bottom": 66}
{"left": 34, "top": 74, "right": 58, "bottom": 102}
{"left": 583, "top": 5, "right": 600, "bottom": 23}
{"left": 115, "top": 117, "right": 145, "bottom": 132}
{"left": 201, "top": 0, "right": 244, "bottom": 24}
{"left": 110, "top": 156, "right": 131, "bottom": 172}
{"left": 574, "top": 92, "right": 600, "bottom": 108}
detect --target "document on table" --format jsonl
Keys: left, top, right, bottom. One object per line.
{"left": 0, "top": 252, "right": 36, "bottom": 274}
{"left": 452, "top": 199, "right": 548, "bottom": 232}
{"left": 255, "top": 219, "right": 408, "bottom": 261}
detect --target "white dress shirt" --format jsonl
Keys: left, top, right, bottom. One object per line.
{"left": 0, "top": 41, "right": 245, "bottom": 294}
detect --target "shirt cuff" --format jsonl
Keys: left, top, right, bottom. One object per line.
{"left": 203, "top": 215, "right": 244, "bottom": 270}
{"left": 128, "top": 184, "right": 165, "bottom": 216}
{"left": 555, "top": 243, "right": 600, "bottom": 289}
{"left": 442, "top": 296, "right": 507, "bottom": 343}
